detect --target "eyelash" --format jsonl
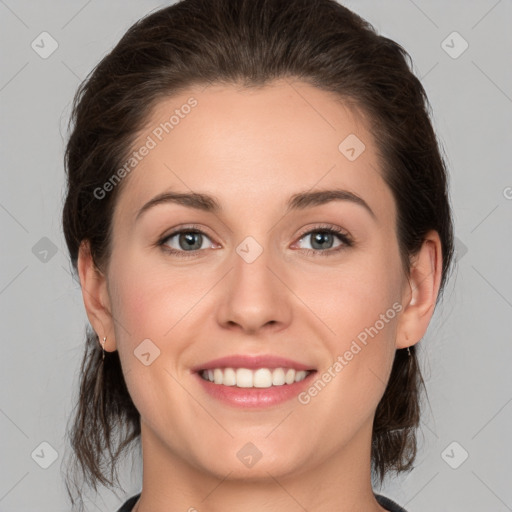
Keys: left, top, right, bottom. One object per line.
{"left": 157, "top": 223, "right": 353, "bottom": 258}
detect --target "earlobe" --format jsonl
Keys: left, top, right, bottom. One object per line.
{"left": 396, "top": 230, "right": 443, "bottom": 350}
{"left": 77, "top": 240, "right": 116, "bottom": 352}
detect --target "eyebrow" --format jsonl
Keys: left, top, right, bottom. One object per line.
{"left": 287, "top": 189, "right": 376, "bottom": 219}
{"left": 135, "top": 188, "right": 376, "bottom": 221}
{"left": 135, "top": 191, "right": 220, "bottom": 221}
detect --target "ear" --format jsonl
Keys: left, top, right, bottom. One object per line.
{"left": 396, "top": 230, "right": 443, "bottom": 350}
{"left": 77, "top": 240, "right": 117, "bottom": 352}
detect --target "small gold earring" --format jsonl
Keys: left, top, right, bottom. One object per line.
{"left": 101, "top": 336, "right": 106, "bottom": 360}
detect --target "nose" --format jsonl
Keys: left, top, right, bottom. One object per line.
{"left": 216, "top": 242, "right": 293, "bottom": 334}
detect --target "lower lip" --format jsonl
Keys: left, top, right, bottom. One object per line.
{"left": 194, "top": 371, "right": 316, "bottom": 408}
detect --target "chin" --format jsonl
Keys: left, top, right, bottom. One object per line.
{"left": 190, "top": 440, "right": 313, "bottom": 482}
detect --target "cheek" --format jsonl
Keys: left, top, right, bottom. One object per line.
{"left": 295, "top": 267, "right": 402, "bottom": 442}
{"left": 106, "top": 258, "right": 201, "bottom": 424}
{"left": 296, "top": 245, "right": 403, "bottom": 338}
{"left": 109, "top": 253, "right": 203, "bottom": 338}
{"left": 109, "top": 266, "right": 168, "bottom": 340}
{"left": 305, "top": 246, "right": 403, "bottom": 387}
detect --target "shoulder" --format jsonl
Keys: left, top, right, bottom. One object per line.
{"left": 375, "top": 493, "right": 409, "bottom": 512}
{"left": 115, "top": 493, "right": 141, "bottom": 512}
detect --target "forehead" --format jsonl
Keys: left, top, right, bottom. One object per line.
{"left": 114, "top": 80, "right": 394, "bottom": 223}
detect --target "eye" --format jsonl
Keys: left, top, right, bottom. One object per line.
{"left": 158, "top": 226, "right": 217, "bottom": 257}
{"left": 294, "top": 226, "right": 353, "bottom": 255}
{"left": 157, "top": 224, "right": 352, "bottom": 258}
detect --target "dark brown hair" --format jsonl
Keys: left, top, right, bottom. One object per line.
{"left": 61, "top": 0, "right": 454, "bottom": 508}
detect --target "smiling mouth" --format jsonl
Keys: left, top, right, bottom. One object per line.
{"left": 199, "top": 367, "right": 315, "bottom": 388}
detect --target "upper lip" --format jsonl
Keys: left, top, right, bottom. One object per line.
{"left": 191, "top": 355, "right": 316, "bottom": 372}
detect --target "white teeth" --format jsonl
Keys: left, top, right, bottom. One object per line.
{"left": 223, "top": 367, "right": 236, "bottom": 386}
{"left": 285, "top": 368, "right": 295, "bottom": 385}
{"left": 272, "top": 368, "right": 285, "bottom": 386}
{"left": 253, "top": 368, "right": 272, "bottom": 388}
{"left": 200, "top": 367, "right": 311, "bottom": 387}
{"left": 294, "top": 370, "right": 307, "bottom": 383}
{"left": 236, "top": 368, "right": 253, "bottom": 388}
{"left": 213, "top": 368, "right": 223, "bottom": 385}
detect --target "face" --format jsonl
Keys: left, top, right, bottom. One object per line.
{"left": 98, "top": 80, "right": 412, "bottom": 480}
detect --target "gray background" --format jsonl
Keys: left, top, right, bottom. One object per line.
{"left": 1, "top": 1, "right": 511, "bottom": 511}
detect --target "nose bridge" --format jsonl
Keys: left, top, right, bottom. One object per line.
{"left": 233, "top": 235, "right": 274, "bottom": 291}
{"left": 216, "top": 233, "right": 292, "bottom": 332}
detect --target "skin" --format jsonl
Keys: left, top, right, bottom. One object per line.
{"left": 78, "top": 79, "right": 442, "bottom": 512}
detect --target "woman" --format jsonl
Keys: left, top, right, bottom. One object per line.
{"left": 61, "top": 0, "right": 454, "bottom": 511}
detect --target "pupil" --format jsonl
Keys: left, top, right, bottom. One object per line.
{"left": 180, "top": 232, "right": 202, "bottom": 250}
{"left": 312, "top": 232, "right": 332, "bottom": 250}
